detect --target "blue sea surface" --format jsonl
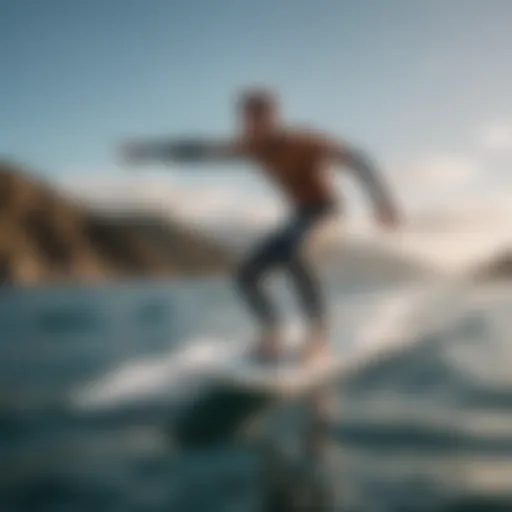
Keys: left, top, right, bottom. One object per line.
{"left": 1, "top": 277, "right": 512, "bottom": 511}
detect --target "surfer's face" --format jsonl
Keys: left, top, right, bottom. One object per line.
{"left": 238, "top": 96, "right": 279, "bottom": 139}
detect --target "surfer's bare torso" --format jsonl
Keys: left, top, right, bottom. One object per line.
{"left": 218, "top": 128, "right": 344, "bottom": 209}
{"left": 241, "top": 129, "right": 335, "bottom": 207}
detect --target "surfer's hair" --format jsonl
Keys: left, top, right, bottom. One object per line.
{"left": 238, "top": 87, "right": 277, "bottom": 114}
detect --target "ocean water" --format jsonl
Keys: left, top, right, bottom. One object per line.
{"left": 1, "top": 276, "right": 512, "bottom": 511}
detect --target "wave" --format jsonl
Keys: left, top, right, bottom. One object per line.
{"left": 69, "top": 280, "right": 462, "bottom": 415}
{"left": 69, "top": 339, "right": 236, "bottom": 411}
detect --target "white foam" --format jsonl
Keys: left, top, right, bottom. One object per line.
{"left": 71, "top": 282, "right": 451, "bottom": 412}
{"left": 71, "top": 339, "right": 235, "bottom": 410}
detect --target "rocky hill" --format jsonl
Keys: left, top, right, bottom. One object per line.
{"left": 0, "top": 160, "right": 233, "bottom": 285}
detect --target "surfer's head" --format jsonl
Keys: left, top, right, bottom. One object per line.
{"left": 237, "top": 87, "right": 279, "bottom": 138}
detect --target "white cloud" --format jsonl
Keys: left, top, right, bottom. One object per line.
{"left": 393, "top": 205, "right": 512, "bottom": 273}
{"left": 478, "top": 122, "right": 512, "bottom": 152}
{"left": 57, "top": 171, "right": 284, "bottom": 229}
{"left": 396, "top": 153, "right": 479, "bottom": 190}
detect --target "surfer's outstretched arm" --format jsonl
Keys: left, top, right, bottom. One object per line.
{"left": 120, "top": 138, "right": 245, "bottom": 165}
{"left": 344, "top": 148, "right": 396, "bottom": 210}
{"left": 330, "top": 142, "right": 399, "bottom": 226}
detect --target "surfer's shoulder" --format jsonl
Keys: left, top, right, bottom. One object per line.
{"left": 286, "top": 126, "right": 342, "bottom": 155}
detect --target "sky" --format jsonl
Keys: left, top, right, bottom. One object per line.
{"left": 2, "top": 0, "right": 512, "bottom": 225}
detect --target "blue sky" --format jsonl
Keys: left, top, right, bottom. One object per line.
{"left": 2, "top": 0, "right": 512, "bottom": 208}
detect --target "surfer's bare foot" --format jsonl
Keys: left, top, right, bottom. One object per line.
{"left": 252, "top": 329, "right": 281, "bottom": 361}
{"left": 301, "top": 325, "right": 328, "bottom": 364}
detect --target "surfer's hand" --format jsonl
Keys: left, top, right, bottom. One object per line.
{"left": 376, "top": 204, "right": 400, "bottom": 230}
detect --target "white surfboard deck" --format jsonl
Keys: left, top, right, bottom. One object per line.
{"left": 215, "top": 347, "right": 346, "bottom": 398}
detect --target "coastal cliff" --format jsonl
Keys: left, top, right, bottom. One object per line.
{"left": 0, "top": 160, "right": 232, "bottom": 285}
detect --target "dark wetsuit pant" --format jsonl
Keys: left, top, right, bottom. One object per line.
{"left": 236, "top": 202, "right": 334, "bottom": 331}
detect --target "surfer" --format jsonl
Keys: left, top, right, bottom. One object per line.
{"left": 121, "top": 88, "right": 400, "bottom": 362}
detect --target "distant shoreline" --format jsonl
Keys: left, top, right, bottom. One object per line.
{"left": 0, "top": 160, "right": 233, "bottom": 286}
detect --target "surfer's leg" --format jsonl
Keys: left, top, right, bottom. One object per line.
{"left": 235, "top": 231, "right": 290, "bottom": 358}
{"left": 236, "top": 252, "right": 278, "bottom": 331}
{"left": 282, "top": 207, "right": 332, "bottom": 362}
{"left": 287, "top": 256, "right": 328, "bottom": 361}
{"left": 288, "top": 257, "right": 324, "bottom": 325}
